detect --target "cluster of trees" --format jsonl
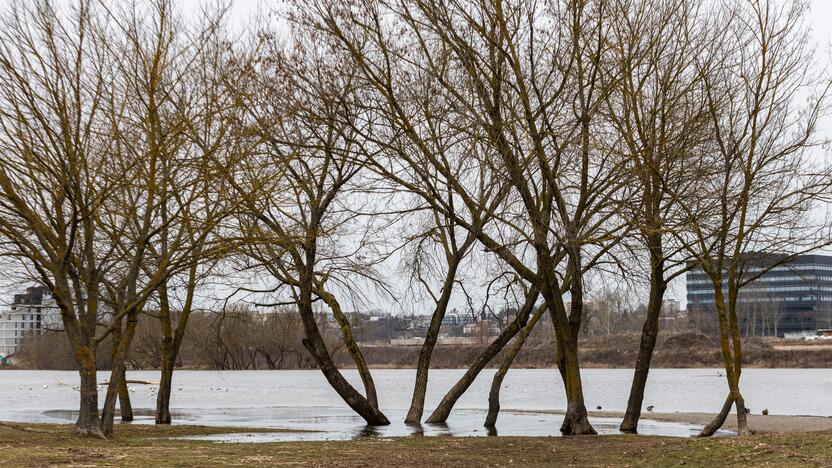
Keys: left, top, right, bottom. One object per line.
{"left": 0, "top": 0, "right": 830, "bottom": 439}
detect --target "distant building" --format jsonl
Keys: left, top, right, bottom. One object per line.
{"left": 441, "top": 311, "right": 477, "bottom": 326}
{"left": 0, "top": 286, "right": 61, "bottom": 357}
{"left": 686, "top": 254, "right": 832, "bottom": 337}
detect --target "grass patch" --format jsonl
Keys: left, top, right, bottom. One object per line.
{"left": 0, "top": 422, "right": 830, "bottom": 466}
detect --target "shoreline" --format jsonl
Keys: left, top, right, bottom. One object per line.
{"left": 5, "top": 410, "right": 832, "bottom": 435}
{"left": 512, "top": 409, "right": 832, "bottom": 433}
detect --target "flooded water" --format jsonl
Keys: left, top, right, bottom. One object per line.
{"left": 2, "top": 368, "right": 828, "bottom": 440}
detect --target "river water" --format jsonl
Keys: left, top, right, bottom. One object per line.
{"left": 2, "top": 368, "right": 828, "bottom": 441}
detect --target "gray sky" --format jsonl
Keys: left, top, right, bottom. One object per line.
{"left": 1, "top": 0, "right": 831, "bottom": 313}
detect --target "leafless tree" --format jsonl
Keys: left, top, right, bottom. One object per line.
{"left": 670, "top": 0, "right": 832, "bottom": 436}
{"left": 0, "top": 0, "right": 125, "bottom": 437}
{"left": 307, "top": 0, "right": 630, "bottom": 434}
{"left": 224, "top": 24, "right": 391, "bottom": 425}
{"left": 602, "top": 0, "right": 710, "bottom": 433}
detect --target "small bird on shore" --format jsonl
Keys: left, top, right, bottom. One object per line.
{"left": 744, "top": 408, "right": 751, "bottom": 414}
{"left": 762, "top": 409, "right": 769, "bottom": 416}
{"left": 596, "top": 406, "right": 602, "bottom": 410}
{"left": 646, "top": 405, "right": 654, "bottom": 412}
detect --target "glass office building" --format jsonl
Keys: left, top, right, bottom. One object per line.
{"left": 686, "top": 254, "right": 832, "bottom": 336}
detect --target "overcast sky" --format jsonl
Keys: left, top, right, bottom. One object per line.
{"left": 1, "top": 0, "right": 831, "bottom": 313}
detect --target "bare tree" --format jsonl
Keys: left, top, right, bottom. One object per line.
{"left": 0, "top": 0, "right": 123, "bottom": 437}
{"left": 310, "top": 0, "right": 630, "bottom": 434}
{"left": 224, "top": 25, "right": 390, "bottom": 425}
{"left": 671, "top": 0, "right": 832, "bottom": 436}
{"left": 602, "top": 0, "right": 710, "bottom": 433}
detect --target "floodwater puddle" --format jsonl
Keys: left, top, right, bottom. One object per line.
{"left": 39, "top": 406, "right": 727, "bottom": 443}
{"left": 163, "top": 408, "right": 731, "bottom": 443}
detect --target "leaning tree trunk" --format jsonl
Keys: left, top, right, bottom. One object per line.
{"left": 101, "top": 310, "right": 139, "bottom": 437}
{"left": 296, "top": 266, "right": 389, "bottom": 425}
{"left": 698, "top": 393, "right": 734, "bottom": 437}
{"left": 425, "top": 291, "right": 539, "bottom": 424}
{"left": 485, "top": 302, "right": 545, "bottom": 427}
{"left": 620, "top": 237, "right": 666, "bottom": 433}
{"left": 301, "top": 332, "right": 389, "bottom": 425}
{"left": 319, "top": 290, "right": 380, "bottom": 410}
{"left": 406, "top": 260, "right": 459, "bottom": 423}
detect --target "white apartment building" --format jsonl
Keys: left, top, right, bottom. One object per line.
{"left": 0, "top": 286, "right": 61, "bottom": 357}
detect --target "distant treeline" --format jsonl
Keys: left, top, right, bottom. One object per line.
{"left": 17, "top": 311, "right": 831, "bottom": 370}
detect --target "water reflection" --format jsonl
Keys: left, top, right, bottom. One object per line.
{"left": 404, "top": 423, "right": 425, "bottom": 436}
{"left": 39, "top": 405, "right": 722, "bottom": 442}
{"left": 357, "top": 425, "right": 383, "bottom": 439}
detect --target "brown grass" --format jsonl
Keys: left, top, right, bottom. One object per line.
{"left": 1, "top": 423, "right": 831, "bottom": 467}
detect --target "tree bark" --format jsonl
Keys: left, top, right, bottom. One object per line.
{"left": 698, "top": 393, "right": 733, "bottom": 437}
{"left": 111, "top": 324, "right": 133, "bottom": 422}
{"left": 620, "top": 235, "right": 666, "bottom": 433}
{"left": 318, "top": 289, "right": 380, "bottom": 410}
{"left": 117, "top": 366, "right": 133, "bottom": 422}
{"left": 700, "top": 283, "right": 750, "bottom": 437}
{"left": 550, "top": 249, "right": 596, "bottom": 436}
{"left": 156, "top": 335, "right": 175, "bottom": 424}
{"left": 405, "top": 260, "right": 459, "bottom": 424}
{"left": 485, "top": 302, "right": 545, "bottom": 427}
{"left": 300, "top": 334, "right": 389, "bottom": 425}
{"left": 74, "top": 345, "right": 104, "bottom": 438}
{"left": 297, "top": 264, "right": 389, "bottom": 425}
{"left": 101, "top": 311, "right": 139, "bottom": 437}
{"left": 425, "top": 291, "right": 539, "bottom": 424}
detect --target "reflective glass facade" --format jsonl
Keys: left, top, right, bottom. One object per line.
{"left": 686, "top": 254, "right": 832, "bottom": 336}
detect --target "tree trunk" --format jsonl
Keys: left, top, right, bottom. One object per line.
{"left": 296, "top": 263, "right": 388, "bottom": 425}
{"left": 620, "top": 236, "right": 666, "bottom": 433}
{"left": 485, "top": 302, "right": 544, "bottom": 427}
{"left": 701, "top": 283, "right": 750, "bottom": 437}
{"left": 101, "top": 311, "right": 139, "bottom": 437}
{"left": 425, "top": 291, "right": 539, "bottom": 424}
{"left": 301, "top": 334, "right": 389, "bottom": 424}
{"left": 156, "top": 336, "right": 175, "bottom": 424}
{"left": 74, "top": 345, "right": 104, "bottom": 438}
{"left": 735, "top": 393, "right": 749, "bottom": 435}
{"left": 405, "top": 260, "right": 459, "bottom": 424}
{"left": 117, "top": 366, "right": 133, "bottom": 422}
{"left": 557, "top": 332, "right": 596, "bottom": 435}
{"left": 155, "top": 272, "right": 196, "bottom": 424}
{"left": 111, "top": 324, "right": 133, "bottom": 422}
{"left": 727, "top": 287, "right": 749, "bottom": 436}
{"left": 698, "top": 393, "right": 733, "bottom": 437}
{"left": 319, "top": 289, "right": 380, "bottom": 410}
{"left": 551, "top": 250, "right": 596, "bottom": 436}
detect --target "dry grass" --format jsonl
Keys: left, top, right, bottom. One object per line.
{"left": 1, "top": 422, "right": 831, "bottom": 467}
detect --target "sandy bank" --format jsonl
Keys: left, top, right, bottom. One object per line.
{"left": 539, "top": 409, "right": 832, "bottom": 433}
